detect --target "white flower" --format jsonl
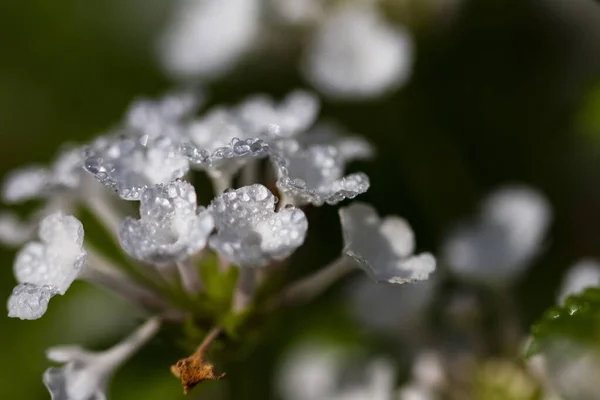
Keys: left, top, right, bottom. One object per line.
{"left": 119, "top": 180, "right": 214, "bottom": 264}
{"left": 2, "top": 147, "right": 85, "bottom": 204}
{"left": 43, "top": 317, "right": 161, "bottom": 400}
{"left": 558, "top": 259, "right": 600, "bottom": 304}
{"left": 158, "top": 0, "right": 261, "bottom": 80}
{"left": 298, "top": 121, "right": 374, "bottom": 162}
{"left": 0, "top": 211, "right": 38, "bottom": 247}
{"left": 123, "top": 90, "right": 201, "bottom": 140}
{"left": 349, "top": 278, "right": 436, "bottom": 333}
{"left": 180, "top": 90, "right": 318, "bottom": 178}
{"left": 209, "top": 184, "right": 308, "bottom": 267}
{"left": 8, "top": 212, "right": 87, "bottom": 320}
{"left": 181, "top": 137, "right": 270, "bottom": 179}
{"left": 272, "top": 141, "right": 370, "bottom": 206}
{"left": 443, "top": 185, "right": 551, "bottom": 285}
{"left": 302, "top": 4, "right": 413, "bottom": 100}
{"left": 236, "top": 90, "right": 320, "bottom": 138}
{"left": 538, "top": 339, "right": 600, "bottom": 400}
{"left": 84, "top": 135, "right": 189, "bottom": 201}
{"left": 339, "top": 203, "right": 436, "bottom": 284}
{"left": 270, "top": 0, "right": 325, "bottom": 24}
{"left": 277, "top": 342, "right": 397, "bottom": 400}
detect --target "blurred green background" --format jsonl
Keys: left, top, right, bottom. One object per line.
{"left": 2, "top": 0, "right": 600, "bottom": 398}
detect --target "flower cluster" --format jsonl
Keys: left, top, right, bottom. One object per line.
{"left": 1, "top": 90, "right": 436, "bottom": 398}
{"left": 158, "top": 0, "right": 414, "bottom": 100}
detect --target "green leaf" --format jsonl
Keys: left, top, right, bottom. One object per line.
{"left": 526, "top": 287, "right": 600, "bottom": 358}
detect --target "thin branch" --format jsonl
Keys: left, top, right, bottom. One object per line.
{"left": 269, "top": 256, "right": 353, "bottom": 310}
{"left": 176, "top": 258, "right": 204, "bottom": 295}
{"left": 83, "top": 247, "right": 169, "bottom": 311}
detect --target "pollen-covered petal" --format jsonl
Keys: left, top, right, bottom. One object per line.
{"left": 13, "top": 212, "right": 87, "bottom": 295}
{"left": 209, "top": 184, "right": 308, "bottom": 267}
{"left": 7, "top": 283, "right": 59, "bottom": 320}
{"left": 272, "top": 141, "right": 369, "bottom": 206}
{"left": 119, "top": 181, "right": 214, "bottom": 264}
{"left": 84, "top": 135, "right": 190, "bottom": 201}
{"left": 339, "top": 202, "right": 435, "bottom": 284}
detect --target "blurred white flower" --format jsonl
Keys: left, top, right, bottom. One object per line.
{"left": 236, "top": 90, "right": 320, "bottom": 138}
{"left": 349, "top": 278, "right": 436, "bottom": 334}
{"left": 209, "top": 184, "right": 308, "bottom": 267}
{"left": 443, "top": 185, "right": 551, "bottom": 286}
{"left": 339, "top": 203, "right": 436, "bottom": 284}
{"left": 397, "top": 351, "right": 445, "bottom": 400}
{"left": 43, "top": 317, "right": 161, "bottom": 400}
{"left": 84, "top": 135, "right": 189, "bottom": 201}
{"left": 298, "top": 121, "right": 375, "bottom": 162}
{"left": 270, "top": 0, "right": 325, "bottom": 25}
{"left": 2, "top": 147, "right": 85, "bottom": 204}
{"left": 558, "top": 259, "right": 600, "bottom": 304}
{"left": 0, "top": 211, "right": 38, "bottom": 247}
{"left": 302, "top": 4, "right": 413, "bottom": 100}
{"left": 538, "top": 339, "right": 600, "bottom": 400}
{"left": 158, "top": 0, "right": 261, "bottom": 80}
{"left": 8, "top": 212, "right": 87, "bottom": 320}
{"left": 123, "top": 90, "right": 201, "bottom": 140}
{"left": 272, "top": 141, "right": 370, "bottom": 206}
{"left": 119, "top": 180, "right": 214, "bottom": 264}
{"left": 277, "top": 341, "right": 397, "bottom": 400}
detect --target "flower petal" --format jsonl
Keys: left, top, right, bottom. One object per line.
{"left": 7, "top": 283, "right": 59, "bottom": 320}
{"left": 339, "top": 202, "right": 435, "bottom": 284}
{"left": 209, "top": 184, "right": 308, "bottom": 267}
{"left": 119, "top": 181, "right": 214, "bottom": 264}
{"left": 84, "top": 135, "right": 189, "bottom": 201}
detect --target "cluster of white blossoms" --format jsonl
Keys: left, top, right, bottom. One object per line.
{"left": 277, "top": 341, "right": 446, "bottom": 400}
{"left": 158, "top": 0, "right": 414, "bottom": 100}
{"left": 442, "top": 185, "right": 552, "bottom": 286}
{"left": 1, "top": 89, "right": 436, "bottom": 399}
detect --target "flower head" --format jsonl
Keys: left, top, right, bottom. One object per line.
{"left": 443, "top": 185, "right": 551, "bottom": 285}
{"left": 119, "top": 180, "right": 214, "bottom": 264}
{"left": 302, "top": 4, "right": 413, "bottom": 100}
{"left": 84, "top": 135, "right": 189, "bottom": 201}
{"left": 339, "top": 203, "right": 436, "bottom": 284}
{"left": 209, "top": 184, "right": 308, "bottom": 267}
{"left": 272, "top": 141, "right": 370, "bottom": 206}
{"left": 43, "top": 317, "right": 161, "bottom": 400}
{"left": 8, "top": 212, "right": 87, "bottom": 320}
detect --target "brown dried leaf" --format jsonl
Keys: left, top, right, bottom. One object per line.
{"left": 171, "top": 353, "right": 226, "bottom": 394}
